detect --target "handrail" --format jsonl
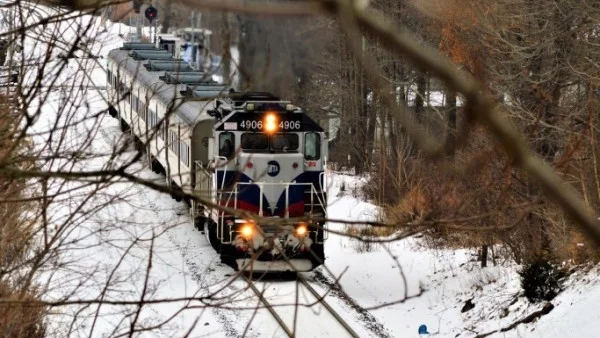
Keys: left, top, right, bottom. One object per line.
{"left": 318, "top": 171, "right": 325, "bottom": 192}
{"left": 318, "top": 171, "right": 328, "bottom": 240}
{"left": 317, "top": 171, "right": 328, "bottom": 210}
{"left": 216, "top": 181, "right": 328, "bottom": 244}
{"left": 215, "top": 155, "right": 229, "bottom": 240}
{"left": 231, "top": 181, "right": 327, "bottom": 216}
{"left": 193, "top": 160, "right": 214, "bottom": 207}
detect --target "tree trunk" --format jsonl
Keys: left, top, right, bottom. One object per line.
{"left": 481, "top": 245, "right": 488, "bottom": 268}
{"left": 160, "top": 0, "right": 172, "bottom": 34}
{"left": 220, "top": 13, "right": 231, "bottom": 83}
{"left": 237, "top": 17, "right": 265, "bottom": 90}
{"left": 445, "top": 88, "right": 457, "bottom": 158}
{"left": 349, "top": 41, "right": 370, "bottom": 175}
{"left": 337, "top": 37, "right": 352, "bottom": 168}
{"left": 414, "top": 71, "right": 426, "bottom": 123}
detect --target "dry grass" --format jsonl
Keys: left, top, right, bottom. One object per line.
{"left": 370, "top": 127, "right": 546, "bottom": 260}
{"left": 0, "top": 281, "right": 46, "bottom": 338}
{"left": 0, "top": 93, "right": 46, "bottom": 336}
{"left": 367, "top": 118, "right": 600, "bottom": 265}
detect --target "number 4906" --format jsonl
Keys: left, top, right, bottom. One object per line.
{"left": 240, "top": 120, "right": 262, "bottom": 129}
{"left": 279, "top": 121, "right": 301, "bottom": 130}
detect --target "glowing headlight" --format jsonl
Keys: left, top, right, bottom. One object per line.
{"left": 296, "top": 224, "right": 308, "bottom": 237}
{"left": 264, "top": 113, "right": 277, "bottom": 133}
{"left": 245, "top": 103, "right": 255, "bottom": 111}
{"left": 240, "top": 224, "right": 254, "bottom": 239}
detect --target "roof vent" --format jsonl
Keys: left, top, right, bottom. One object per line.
{"left": 230, "top": 92, "right": 280, "bottom": 102}
{"left": 144, "top": 60, "right": 195, "bottom": 72}
{"left": 121, "top": 42, "right": 156, "bottom": 50}
{"left": 161, "top": 72, "right": 209, "bottom": 84}
{"left": 130, "top": 50, "right": 173, "bottom": 60}
{"left": 182, "top": 84, "right": 233, "bottom": 98}
{"left": 190, "top": 91, "right": 229, "bottom": 99}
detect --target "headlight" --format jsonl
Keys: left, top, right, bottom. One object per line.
{"left": 296, "top": 224, "right": 308, "bottom": 237}
{"left": 264, "top": 113, "right": 277, "bottom": 133}
{"left": 245, "top": 103, "right": 255, "bottom": 111}
{"left": 240, "top": 224, "right": 254, "bottom": 239}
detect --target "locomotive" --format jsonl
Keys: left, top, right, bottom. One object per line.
{"left": 106, "top": 36, "right": 327, "bottom": 272}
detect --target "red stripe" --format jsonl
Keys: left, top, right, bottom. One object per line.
{"left": 274, "top": 201, "right": 304, "bottom": 217}
{"left": 236, "top": 200, "right": 263, "bottom": 215}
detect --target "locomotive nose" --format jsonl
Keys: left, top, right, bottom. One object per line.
{"left": 240, "top": 153, "right": 304, "bottom": 215}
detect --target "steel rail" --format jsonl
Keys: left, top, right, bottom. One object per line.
{"left": 242, "top": 274, "right": 295, "bottom": 338}
{"left": 296, "top": 275, "right": 361, "bottom": 338}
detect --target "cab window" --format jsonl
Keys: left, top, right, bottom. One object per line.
{"left": 241, "top": 133, "right": 269, "bottom": 151}
{"left": 304, "top": 133, "right": 320, "bottom": 160}
{"left": 271, "top": 134, "right": 299, "bottom": 152}
{"left": 219, "top": 132, "right": 235, "bottom": 159}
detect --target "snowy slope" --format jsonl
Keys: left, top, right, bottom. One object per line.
{"left": 326, "top": 174, "right": 600, "bottom": 338}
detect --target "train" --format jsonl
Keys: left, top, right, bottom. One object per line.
{"left": 106, "top": 35, "right": 327, "bottom": 272}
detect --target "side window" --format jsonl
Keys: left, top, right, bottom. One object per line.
{"left": 180, "top": 142, "right": 189, "bottom": 166}
{"left": 139, "top": 97, "right": 146, "bottom": 121}
{"left": 304, "top": 133, "right": 320, "bottom": 160}
{"left": 169, "top": 130, "right": 179, "bottom": 154}
{"left": 219, "top": 132, "right": 235, "bottom": 159}
{"left": 148, "top": 109, "right": 157, "bottom": 129}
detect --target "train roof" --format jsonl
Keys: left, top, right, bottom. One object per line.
{"left": 107, "top": 47, "right": 323, "bottom": 132}
{"left": 107, "top": 49, "right": 220, "bottom": 127}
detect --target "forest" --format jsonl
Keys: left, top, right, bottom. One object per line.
{"left": 196, "top": 0, "right": 600, "bottom": 267}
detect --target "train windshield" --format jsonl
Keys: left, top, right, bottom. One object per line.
{"left": 271, "top": 134, "right": 299, "bottom": 152}
{"left": 241, "top": 133, "right": 299, "bottom": 152}
{"left": 241, "top": 133, "right": 269, "bottom": 151}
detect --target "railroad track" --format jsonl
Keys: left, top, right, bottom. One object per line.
{"left": 296, "top": 274, "right": 361, "bottom": 338}
{"left": 235, "top": 268, "right": 360, "bottom": 338}
{"left": 311, "top": 269, "right": 394, "bottom": 338}
{"left": 242, "top": 274, "right": 294, "bottom": 337}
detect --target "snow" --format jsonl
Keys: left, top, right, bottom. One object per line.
{"left": 8, "top": 3, "right": 600, "bottom": 338}
{"left": 521, "top": 266, "right": 600, "bottom": 338}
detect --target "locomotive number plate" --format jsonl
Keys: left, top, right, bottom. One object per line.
{"left": 238, "top": 114, "right": 303, "bottom": 132}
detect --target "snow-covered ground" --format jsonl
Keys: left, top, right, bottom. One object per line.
{"left": 6, "top": 3, "right": 600, "bottom": 338}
